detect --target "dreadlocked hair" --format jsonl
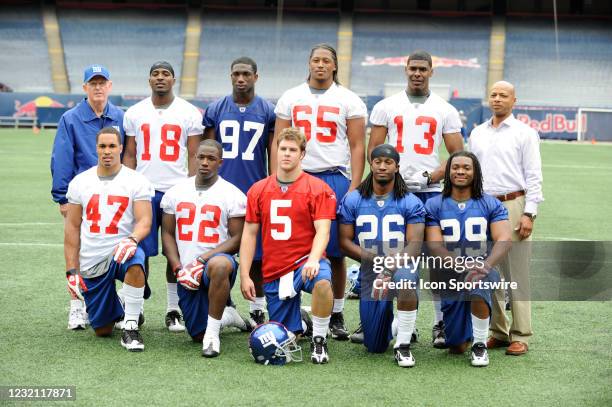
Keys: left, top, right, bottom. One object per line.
{"left": 442, "top": 151, "right": 484, "bottom": 199}
{"left": 357, "top": 172, "right": 410, "bottom": 199}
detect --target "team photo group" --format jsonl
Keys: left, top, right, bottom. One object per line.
{"left": 51, "top": 43, "right": 542, "bottom": 368}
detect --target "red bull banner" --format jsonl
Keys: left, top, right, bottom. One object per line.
{"left": 0, "top": 93, "right": 122, "bottom": 119}
{"left": 482, "top": 105, "right": 583, "bottom": 140}
{"left": 361, "top": 55, "right": 481, "bottom": 68}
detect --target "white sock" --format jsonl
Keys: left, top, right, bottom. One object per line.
{"left": 395, "top": 310, "right": 417, "bottom": 347}
{"left": 122, "top": 283, "right": 144, "bottom": 330}
{"left": 204, "top": 316, "right": 222, "bottom": 340}
{"left": 432, "top": 295, "right": 443, "bottom": 324}
{"left": 332, "top": 298, "right": 345, "bottom": 313}
{"left": 249, "top": 296, "right": 266, "bottom": 312}
{"left": 70, "top": 299, "right": 83, "bottom": 310}
{"left": 471, "top": 314, "right": 489, "bottom": 346}
{"left": 166, "top": 283, "right": 179, "bottom": 312}
{"left": 312, "top": 315, "right": 330, "bottom": 338}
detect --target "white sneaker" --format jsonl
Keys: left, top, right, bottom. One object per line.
{"left": 67, "top": 301, "right": 86, "bottom": 330}
{"left": 221, "top": 306, "right": 253, "bottom": 332}
{"left": 202, "top": 335, "right": 220, "bottom": 358}
{"left": 471, "top": 343, "right": 489, "bottom": 367}
{"left": 394, "top": 344, "right": 416, "bottom": 368}
{"left": 165, "top": 310, "right": 185, "bottom": 332}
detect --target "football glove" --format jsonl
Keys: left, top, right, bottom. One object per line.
{"left": 66, "top": 269, "right": 86, "bottom": 300}
{"left": 371, "top": 269, "right": 393, "bottom": 301}
{"left": 113, "top": 237, "right": 138, "bottom": 264}
{"left": 404, "top": 171, "right": 430, "bottom": 192}
{"left": 176, "top": 259, "right": 205, "bottom": 291}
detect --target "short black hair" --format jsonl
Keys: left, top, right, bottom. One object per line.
{"left": 198, "top": 139, "right": 223, "bottom": 158}
{"left": 231, "top": 57, "right": 257, "bottom": 73}
{"left": 96, "top": 126, "right": 122, "bottom": 144}
{"left": 407, "top": 50, "right": 433, "bottom": 67}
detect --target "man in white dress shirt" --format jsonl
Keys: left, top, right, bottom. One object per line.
{"left": 469, "top": 81, "right": 543, "bottom": 356}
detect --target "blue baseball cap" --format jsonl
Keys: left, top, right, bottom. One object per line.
{"left": 83, "top": 65, "right": 110, "bottom": 83}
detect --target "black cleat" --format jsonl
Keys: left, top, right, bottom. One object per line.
{"left": 350, "top": 323, "right": 364, "bottom": 344}
{"left": 165, "top": 310, "right": 184, "bottom": 332}
{"left": 250, "top": 310, "right": 266, "bottom": 326}
{"left": 121, "top": 326, "right": 144, "bottom": 352}
{"left": 432, "top": 321, "right": 447, "bottom": 349}
{"left": 310, "top": 336, "right": 329, "bottom": 364}
{"left": 300, "top": 308, "right": 313, "bottom": 338}
{"left": 329, "top": 312, "right": 349, "bottom": 341}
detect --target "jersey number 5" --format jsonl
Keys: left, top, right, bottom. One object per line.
{"left": 176, "top": 203, "right": 221, "bottom": 243}
{"left": 140, "top": 123, "right": 181, "bottom": 162}
{"left": 86, "top": 194, "right": 129, "bottom": 234}
{"left": 270, "top": 200, "right": 291, "bottom": 240}
{"left": 393, "top": 115, "right": 437, "bottom": 155}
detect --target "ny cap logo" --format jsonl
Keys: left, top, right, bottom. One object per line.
{"left": 92, "top": 66, "right": 102, "bottom": 73}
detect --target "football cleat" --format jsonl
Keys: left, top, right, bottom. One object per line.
{"left": 471, "top": 342, "right": 489, "bottom": 367}
{"left": 67, "top": 304, "right": 87, "bottom": 330}
{"left": 394, "top": 344, "right": 416, "bottom": 367}
{"left": 115, "top": 313, "right": 145, "bottom": 330}
{"left": 300, "top": 308, "right": 313, "bottom": 338}
{"left": 249, "top": 322, "right": 302, "bottom": 365}
{"left": 310, "top": 336, "right": 329, "bottom": 364}
{"left": 221, "top": 306, "right": 254, "bottom": 332}
{"left": 250, "top": 310, "right": 266, "bottom": 326}
{"left": 349, "top": 323, "right": 364, "bottom": 344}
{"left": 329, "top": 312, "right": 349, "bottom": 341}
{"left": 165, "top": 310, "right": 185, "bottom": 333}
{"left": 202, "top": 335, "right": 220, "bottom": 358}
{"left": 432, "top": 320, "right": 447, "bottom": 349}
{"left": 121, "top": 323, "right": 144, "bottom": 352}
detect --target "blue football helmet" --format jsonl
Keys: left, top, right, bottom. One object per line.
{"left": 346, "top": 264, "right": 361, "bottom": 297}
{"left": 249, "top": 321, "right": 302, "bottom": 365}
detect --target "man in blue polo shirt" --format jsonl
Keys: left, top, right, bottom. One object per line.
{"left": 50, "top": 64, "right": 125, "bottom": 330}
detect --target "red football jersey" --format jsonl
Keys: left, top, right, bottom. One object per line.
{"left": 246, "top": 172, "right": 337, "bottom": 283}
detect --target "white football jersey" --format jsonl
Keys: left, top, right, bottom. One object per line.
{"left": 123, "top": 96, "right": 204, "bottom": 192}
{"left": 66, "top": 166, "right": 154, "bottom": 271}
{"left": 275, "top": 82, "right": 367, "bottom": 174}
{"left": 370, "top": 92, "right": 462, "bottom": 192}
{"left": 160, "top": 176, "right": 246, "bottom": 267}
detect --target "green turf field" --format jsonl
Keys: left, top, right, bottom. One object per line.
{"left": 1, "top": 129, "right": 610, "bottom": 406}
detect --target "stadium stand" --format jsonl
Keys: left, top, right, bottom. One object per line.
{"left": 197, "top": 10, "right": 338, "bottom": 98}
{"left": 505, "top": 17, "right": 612, "bottom": 108}
{"left": 350, "top": 14, "right": 491, "bottom": 98}
{"left": 0, "top": 6, "right": 53, "bottom": 92}
{"left": 57, "top": 8, "right": 186, "bottom": 95}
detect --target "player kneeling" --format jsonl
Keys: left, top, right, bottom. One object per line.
{"left": 64, "top": 127, "right": 153, "bottom": 351}
{"left": 425, "top": 152, "right": 512, "bottom": 366}
{"left": 161, "top": 140, "right": 252, "bottom": 358}
{"left": 339, "top": 144, "right": 425, "bottom": 367}
{"left": 240, "top": 128, "right": 336, "bottom": 364}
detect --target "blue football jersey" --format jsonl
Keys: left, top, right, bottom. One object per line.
{"left": 425, "top": 194, "right": 508, "bottom": 256}
{"left": 203, "top": 95, "right": 275, "bottom": 194}
{"left": 338, "top": 190, "right": 426, "bottom": 256}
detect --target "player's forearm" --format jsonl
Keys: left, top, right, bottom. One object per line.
{"left": 340, "top": 236, "right": 375, "bottom": 263}
{"left": 64, "top": 228, "right": 80, "bottom": 271}
{"left": 131, "top": 219, "right": 151, "bottom": 244}
{"left": 485, "top": 241, "right": 512, "bottom": 269}
{"left": 238, "top": 231, "right": 257, "bottom": 280}
{"left": 161, "top": 231, "right": 181, "bottom": 270}
{"left": 308, "top": 228, "right": 330, "bottom": 263}
{"left": 349, "top": 145, "right": 365, "bottom": 190}
{"left": 200, "top": 235, "right": 241, "bottom": 260}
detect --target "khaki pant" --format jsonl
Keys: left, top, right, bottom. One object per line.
{"left": 490, "top": 195, "right": 533, "bottom": 344}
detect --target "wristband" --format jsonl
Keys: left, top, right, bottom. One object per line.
{"left": 128, "top": 236, "right": 138, "bottom": 244}
{"left": 196, "top": 256, "right": 207, "bottom": 265}
{"left": 66, "top": 268, "right": 78, "bottom": 277}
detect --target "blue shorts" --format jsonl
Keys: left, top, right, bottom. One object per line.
{"left": 140, "top": 190, "right": 164, "bottom": 257}
{"left": 264, "top": 259, "right": 332, "bottom": 333}
{"left": 177, "top": 253, "right": 238, "bottom": 338}
{"left": 306, "top": 170, "right": 348, "bottom": 259}
{"left": 442, "top": 270, "right": 499, "bottom": 347}
{"left": 82, "top": 247, "right": 147, "bottom": 330}
{"left": 360, "top": 267, "right": 419, "bottom": 353}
